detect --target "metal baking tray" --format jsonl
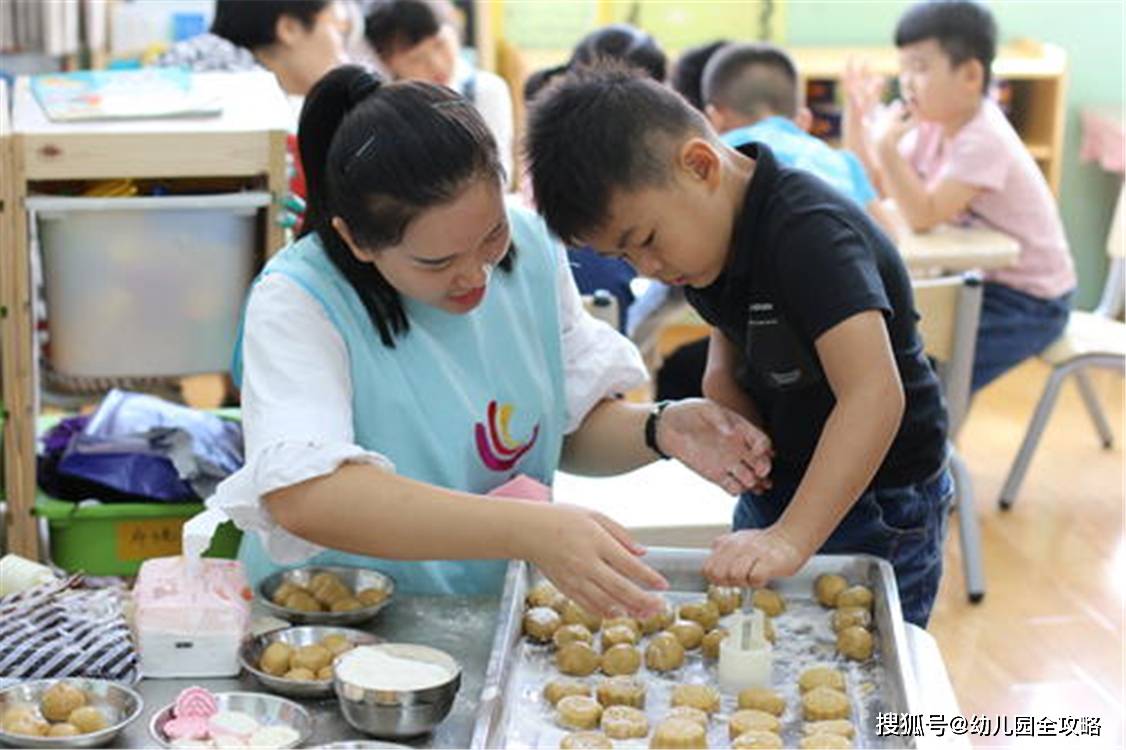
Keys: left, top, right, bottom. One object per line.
{"left": 471, "top": 548, "right": 920, "bottom": 749}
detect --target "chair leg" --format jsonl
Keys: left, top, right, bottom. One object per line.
{"left": 951, "top": 453, "right": 985, "bottom": 603}
{"left": 1074, "top": 369, "right": 1115, "bottom": 449}
{"left": 999, "top": 366, "right": 1069, "bottom": 510}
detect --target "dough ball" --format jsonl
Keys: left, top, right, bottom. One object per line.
{"left": 316, "top": 665, "right": 334, "bottom": 680}
{"left": 4, "top": 715, "right": 49, "bottom": 737}
{"left": 798, "top": 666, "right": 846, "bottom": 694}
{"left": 678, "top": 600, "right": 721, "bottom": 631}
{"left": 561, "top": 601, "right": 603, "bottom": 632}
{"left": 814, "top": 574, "right": 848, "bottom": 608}
{"left": 836, "top": 626, "right": 874, "bottom": 661}
{"left": 670, "top": 684, "right": 720, "bottom": 715}
{"left": 803, "top": 720, "right": 855, "bottom": 739}
{"left": 666, "top": 706, "right": 709, "bottom": 729}
{"left": 666, "top": 620, "right": 705, "bottom": 650}
{"left": 737, "top": 687, "right": 785, "bottom": 716}
{"left": 600, "top": 625, "right": 639, "bottom": 649}
{"left": 649, "top": 718, "right": 707, "bottom": 749}
{"left": 68, "top": 706, "right": 109, "bottom": 734}
{"left": 600, "top": 705, "right": 648, "bottom": 739}
{"left": 319, "top": 633, "right": 353, "bottom": 657}
{"left": 283, "top": 591, "right": 322, "bottom": 612}
{"left": 259, "top": 641, "right": 294, "bottom": 675}
{"left": 729, "top": 709, "right": 782, "bottom": 738}
{"left": 554, "top": 624, "right": 594, "bottom": 649}
{"left": 556, "top": 695, "right": 603, "bottom": 731}
{"left": 313, "top": 580, "right": 352, "bottom": 606}
{"left": 309, "top": 572, "right": 345, "bottom": 591}
{"left": 732, "top": 730, "right": 783, "bottom": 748}
{"left": 644, "top": 632, "right": 685, "bottom": 672}
{"left": 831, "top": 607, "right": 872, "bottom": 632}
{"left": 48, "top": 723, "right": 82, "bottom": 737}
{"left": 602, "top": 617, "right": 641, "bottom": 638}
{"left": 639, "top": 600, "right": 674, "bottom": 634}
{"left": 528, "top": 581, "right": 567, "bottom": 611}
{"left": 764, "top": 616, "right": 776, "bottom": 644}
{"left": 600, "top": 645, "right": 641, "bottom": 676}
{"left": 800, "top": 734, "right": 852, "bottom": 749}
{"left": 557, "top": 642, "right": 600, "bottom": 677}
{"left": 330, "top": 597, "right": 363, "bottom": 612}
{"left": 40, "top": 682, "right": 87, "bottom": 722}
{"left": 596, "top": 677, "right": 645, "bottom": 709}
{"left": 271, "top": 582, "right": 302, "bottom": 605}
{"left": 802, "top": 687, "right": 850, "bottom": 722}
{"left": 1, "top": 706, "right": 38, "bottom": 731}
{"left": 284, "top": 667, "right": 316, "bottom": 681}
{"left": 291, "top": 644, "right": 332, "bottom": 673}
{"left": 356, "top": 587, "right": 389, "bottom": 607}
{"left": 560, "top": 731, "right": 613, "bottom": 749}
{"left": 544, "top": 678, "right": 590, "bottom": 706}
{"left": 524, "top": 606, "right": 563, "bottom": 643}
{"left": 701, "top": 628, "right": 727, "bottom": 660}
{"left": 834, "top": 585, "right": 873, "bottom": 610}
{"left": 707, "top": 585, "right": 742, "bottom": 615}
{"left": 752, "top": 589, "right": 785, "bottom": 617}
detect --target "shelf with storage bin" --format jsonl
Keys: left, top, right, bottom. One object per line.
{"left": 2, "top": 70, "right": 292, "bottom": 561}
{"left": 790, "top": 41, "right": 1068, "bottom": 195}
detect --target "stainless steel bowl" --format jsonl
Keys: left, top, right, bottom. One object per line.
{"left": 148, "top": 691, "right": 311, "bottom": 749}
{"left": 333, "top": 644, "right": 461, "bottom": 739}
{"left": 0, "top": 679, "right": 143, "bottom": 749}
{"left": 239, "top": 626, "right": 382, "bottom": 698}
{"left": 313, "top": 743, "right": 411, "bottom": 749}
{"left": 257, "top": 566, "right": 395, "bottom": 626}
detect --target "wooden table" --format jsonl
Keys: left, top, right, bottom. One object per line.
{"left": 891, "top": 209, "right": 1021, "bottom": 274}
{"left": 1, "top": 71, "right": 291, "bottom": 560}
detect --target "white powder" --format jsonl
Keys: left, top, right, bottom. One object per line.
{"left": 336, "top": 646, "right": 453, "bottom": 691}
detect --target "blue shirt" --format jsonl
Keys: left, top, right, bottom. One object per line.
{"left": 722, "top": 116, "right": 877, "bottom": 208}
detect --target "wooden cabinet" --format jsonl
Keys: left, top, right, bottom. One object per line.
{"left": 790, "top": 41, "right": 1068, "bottom": 195}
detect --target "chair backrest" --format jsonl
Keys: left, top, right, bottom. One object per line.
{"left": 1095, "top": 181, "right": 1125, "bottom": 318}
{"left": 912, "top": 273, "right": 984, "bottom": 439}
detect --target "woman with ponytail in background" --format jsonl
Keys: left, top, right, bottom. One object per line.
{"left": 205, "top": 66, "right": 773, "bottom": 617}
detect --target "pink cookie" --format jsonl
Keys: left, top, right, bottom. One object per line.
{"left": 163, "top": 715, "right": 211, "bottom": 741}
{"left": 174, "top": 687, "right": 218, "bottom": 719}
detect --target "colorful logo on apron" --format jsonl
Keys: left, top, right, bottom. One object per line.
{"left": 475, "top": 400, "right": 539, "bottom": 472}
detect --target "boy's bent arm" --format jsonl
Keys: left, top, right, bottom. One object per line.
{"left": 701, "top": 327, "right": 765, "bottom": 429}
{"left": 878, "top": 141, "right": 980, "bottom": 231}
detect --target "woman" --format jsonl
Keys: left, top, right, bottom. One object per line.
{"left": 207, "top": 65, "right": 772, "bottom": 618}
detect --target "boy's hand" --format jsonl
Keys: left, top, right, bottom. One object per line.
{"left": 703, "top": 524, "right": 809, "bottom": 587}
{"left": 876, "top": 100, "right": 918, "bottom": 159}
{"left": 842, "top": 58, "right": 884, "bottom": 122}
{"left": 658, "top": 399, "right": 773, "bottom": 495}
{"left": 528, "top": 503, "right": 669, "bottom": 619}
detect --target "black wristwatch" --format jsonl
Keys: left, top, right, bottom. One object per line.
{"left": 644, "top": 400, "right": 673, "bottom": 460}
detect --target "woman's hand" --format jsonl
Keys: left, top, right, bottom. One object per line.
{"left": 657, "top": 399, "right": 774, "bottom": 495}
{"left": 703, "top": 524, "right": 809, "bottom": 587}
{"left": 523, "top": 503, "right": 668, "bottom": 618}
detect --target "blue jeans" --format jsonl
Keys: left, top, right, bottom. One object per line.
{"left": 972, "top": 282, "right": 1072, "bottom": 392}
{"left": 734, "top": 468, "right": 953, "bottom": 627}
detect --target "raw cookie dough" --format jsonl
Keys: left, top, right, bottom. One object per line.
{"left": 802, "top": 687, "right": 851, "bottom": 721}
{"left": 836, "top": 626, "right": 874, "bottom": 661}
{"left": 524, "top": 606, "right": 563, "bottom": 642}
{"left": 737, "top": 687, "right": 785, "bottom": 716}
{"left": 678, "top": 600, "right": 721, "bottom": 631}
{"left": 701, "top": 628, "right": 727, "bottom": 660}
{"left": 40, "top": 683, "right": 86, "bottom": 722}
{"left": 649, "top": 718, "right": 707, "bottom": 749}
{"left": 528, "top": 581, "right": 567, "bottom": 611}
{"left": 600, "top": 705, "right": 648, "bottom": 739}
{"left": 666, "top": 620, "right": 705, "bottom": 650}
{"left": 707, "top": 585, "right": 742, "bottom": 615}
{"left": 670, "top": 684, "right": 720, "bottom": 715}
{"left": 666, "top": 706, "right": 709, "bottom": 729}
{"left": 554, "top": 624, "right": 594, "bottom": 649}
{"left": 557, "top": 642, "right": 600, "bottom": 677}
{"left": 752, "top": 589, "right": 785, "bottom": 617}
{"left": 545, "top": 679, "right": 591, "bottom": 706}
{"left": 557, "top": 695, "right": 603, "bottom": 730}
{"left": 596, "top": 677, "right": 645, "bottom": 709}
{"left": 814, "top": 574, "right": 848, "bottom": 608}
{"left": 600, "top": 645, "right": 641, "bottom": 676}
{"left": 732, "top": 730, "right": 783, "bottom": 748}
{"left": 640, "top": 601, "right": 675, "bottom": 635}
{"left": 560, "top": 731, "right": 613, "bottom": 749}
{"left": 602, "top": 617, "right": 641, "bottom": 638}
{"left": 561, "top": 601, "right": 603, "bottom": 632}
{"left": 834, "top": 585, "right": 873, "bottom": 610}
{"left": 68, "top": 706, "right": 109, "bottom": 734}
{"left": 831, "top": 607, "right": 872, "bottom": 632}
{"left": 644, "top": 632, "right": 685, "bottom": 672}
{"left": 798, "top": 666, "right": 846, "bottom": 694}
{"left": 729, "top": 709, "right": 782, "bottom": 738}
{"left": 601, "top": 625, "right": 639, "bottom": 649}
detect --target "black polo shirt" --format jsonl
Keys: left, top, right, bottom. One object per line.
{"left": 686, "top": 143, "right": 948, "bottom": 489}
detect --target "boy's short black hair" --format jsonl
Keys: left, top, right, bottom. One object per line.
{"left": 364, "top": 0, "right": 442, "bottom": 57}
{"left": 702, "top": 42, "right": 800, "bottom": 119}
{"left": 211, "top": 0, "right": 328, "bottom": 49}
{"left": 670, "top": 39, "right": 729, "bottom": 112}
{"left": 895, "top": 0, "right": 996, "bottom": 92}
{"left": 527, "top": 62, "right": 713, "bottom": 245}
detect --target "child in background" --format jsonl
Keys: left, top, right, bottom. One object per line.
{"left": 845, "top": 0, "right": 1076, "bottom": 391}
{"left": 527, "top": 65, "right": 951, "bottom": 626}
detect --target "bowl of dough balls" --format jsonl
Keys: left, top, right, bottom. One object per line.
{"left": 239, "top": 626, "right": 382, "bottom": 698}
{"left": 0, "top": 679, "right": 143, "bottom": 749}
{"left": 258, "top": 566, "right": 395, "bottom": 626}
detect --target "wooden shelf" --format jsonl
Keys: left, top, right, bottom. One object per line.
{"left": 1025, "top": 142, "right": 1054, "bottom": 160}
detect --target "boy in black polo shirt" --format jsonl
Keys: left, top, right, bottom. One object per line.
{"left": 527, "top": 64, "right": 951, "bottom": 627}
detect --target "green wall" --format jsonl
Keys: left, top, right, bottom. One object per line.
{"left": 785, "top": 0, "right": 1124, "bottom": 309}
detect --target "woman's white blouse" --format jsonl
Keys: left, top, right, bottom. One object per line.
{"left": 205, "top": 241, "right": 648, "bottom": 563}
